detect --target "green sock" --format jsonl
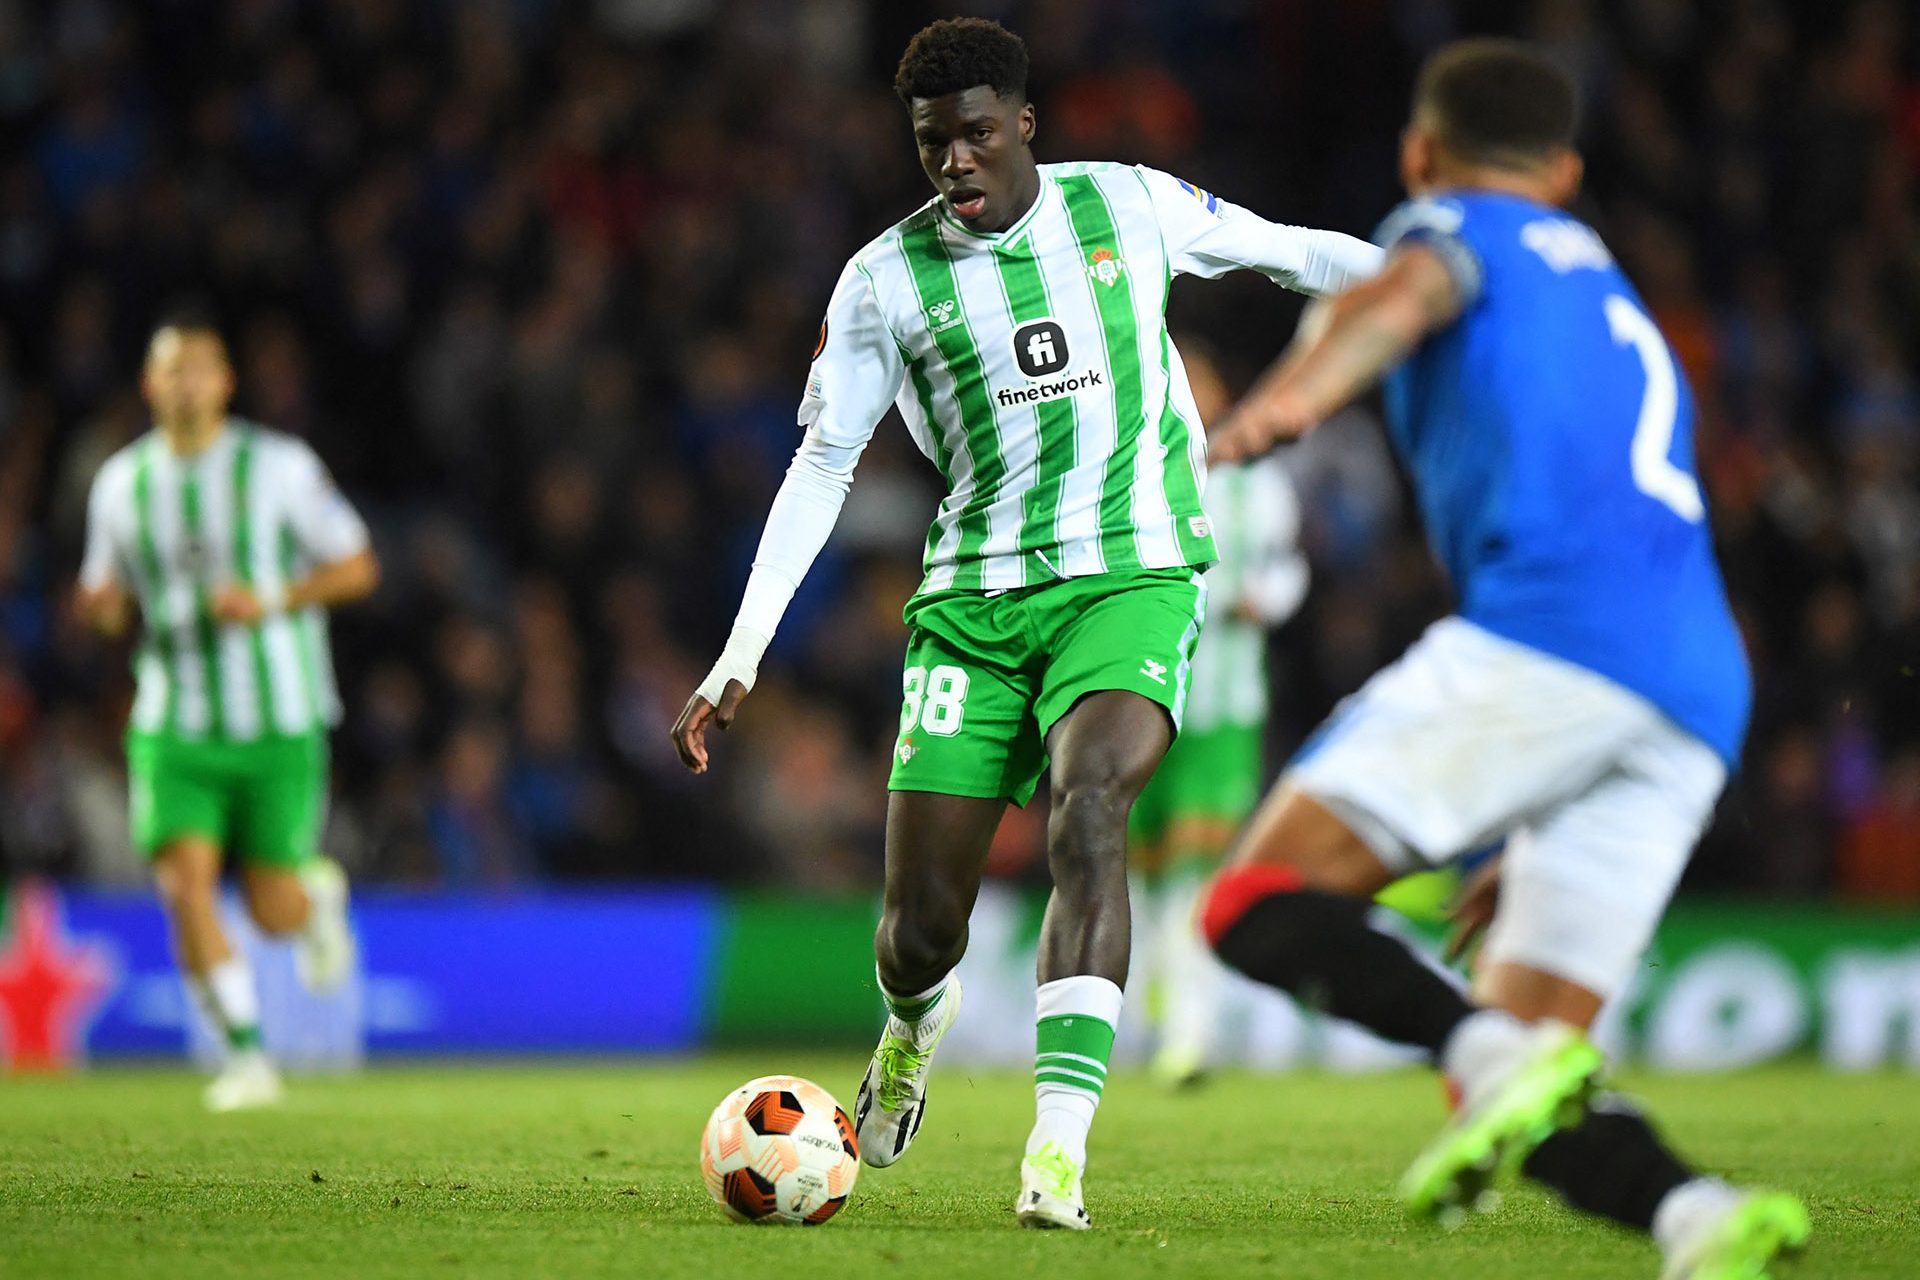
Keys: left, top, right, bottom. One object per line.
{"left": 1030, "top": 975, "right": 1125, "bottom": 1165}
{"left": 1034, "top": 1013, "right": 1116, "bottom": 1097}
{"left": 227, "top": 1024, "right": 263, "bottom": 1053}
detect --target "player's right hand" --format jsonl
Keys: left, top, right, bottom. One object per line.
{"left": 1208, "top": 382, "right": 1321, "bottom": 463}
{"left": 670, "top": 680, "right": 750, "bottom": 775}
{"left": 1444, "top": 856, "right": 1503, "bottom": 964}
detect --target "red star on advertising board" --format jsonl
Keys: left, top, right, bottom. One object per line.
{"left": 0, "top": 881, "right": 115, "bottom": 1071}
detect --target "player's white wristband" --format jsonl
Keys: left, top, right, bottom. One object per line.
{"left": 695, "top": 626, "right": 772, "bottom": 707}
{"left": 257, "top": 581, "right": 289, "bottom": 615}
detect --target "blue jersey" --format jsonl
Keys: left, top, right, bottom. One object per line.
{"left": 1375, "top": 191, "right": 1750, "bottom": 765}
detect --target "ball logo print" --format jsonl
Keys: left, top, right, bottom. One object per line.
{"left": 1012, "top": 319, "right": 1069, "bottom": 379}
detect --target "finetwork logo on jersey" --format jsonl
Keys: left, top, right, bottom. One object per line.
{"left": 999, "top": 318, "right": 1105, "bottom": 409}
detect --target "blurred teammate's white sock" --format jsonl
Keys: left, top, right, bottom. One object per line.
{"left": 192, "top": 957, "right": 263, "bottom": 1054}
{"left": 1154, "top": 869, "right": 1222, "bottom": 1082}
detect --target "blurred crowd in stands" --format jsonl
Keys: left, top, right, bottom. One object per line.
{"left": 0, "top": 0, "right": 1916, "bottom": 898}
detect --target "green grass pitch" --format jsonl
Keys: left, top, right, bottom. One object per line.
{"left": 2, "top": 1056, "right": 1911, "bottom": 1278}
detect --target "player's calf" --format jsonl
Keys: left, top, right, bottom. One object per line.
{"left": 1203, "top": 862, "right": 1478, "bottom": 1054}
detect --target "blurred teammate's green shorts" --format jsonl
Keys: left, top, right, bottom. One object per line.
{"left": 1128, "top": 721, "right": 1263, "bottom": 851}
{"left": 127, "top": 731, "right": 327, "bottom": 867}
{"left": 888, "top": 569, "right": 1208, "bottom": 806}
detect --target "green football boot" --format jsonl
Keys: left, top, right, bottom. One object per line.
{"left": 1660, "top": 1190, "right": 1811, "bottom": 1280}
{"left": 1401, "top": 1020, "right": 1603, "bottom": 1223}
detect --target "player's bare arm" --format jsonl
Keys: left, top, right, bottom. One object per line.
{"left": 209, "top": 546, "right": 381, "bottom": 625}
{"left": 74, "top": 578, "right": 133, "bottom": 638}
{"left": 1210, "top": 245, "right": 1463, "bottom": 462}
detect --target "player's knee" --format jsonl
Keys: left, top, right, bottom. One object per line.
{"left": 1234, "top": 787, "right": 1392, "bottom": 898}
{"left": 875, "top": 905, "right": 966, "bottom": 987}
{"left": 154, "top": 850, "right": 220, "bottom": 915}
{"left": 1048, "top": 777, "right": 1131, "bottom": 859}
{"left": 1200, "top": 863, "right": 1306, "bottom": 955}
{"left": 244, "top": 875, "right": 309, "bottom": 937}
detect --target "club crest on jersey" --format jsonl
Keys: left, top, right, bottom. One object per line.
{"left": 1175, "top": 178, "right": 1220, "bottom": 216}
{"left": 1086, "top": 246, "right": 1126, "bottom": 288}
{"left": 925, "top": 299, "right": 962, "bottom": 332}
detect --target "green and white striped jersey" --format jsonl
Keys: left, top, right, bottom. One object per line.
{"left": 81, "top": 420, "right": 370, "bottom": 743}
{"left": 1182, "top": 459, "right": 1309, "bottom": 734}
{"left": 801, "top": 162, "right": 1376, "bottom": 601}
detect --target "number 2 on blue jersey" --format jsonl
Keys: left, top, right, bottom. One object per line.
{"left": 1604, "top": 294, "right": 1705, "bottom": 524}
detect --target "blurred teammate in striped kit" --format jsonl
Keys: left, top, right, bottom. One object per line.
{"left": 76, "top": 319, "right": 378, "bottom": 1110}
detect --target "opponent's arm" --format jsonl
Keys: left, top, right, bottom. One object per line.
{"left": 75, "top": 462, "right": 133, "bottom": 637}
{"left": 1209, "top": 244, "right": 1464, "bottom": 462}
{"left": 672, "top": 261, "right": 905, "bottom": 775}
{"left": 1140, "top": 167, "right": 1384, "bottom": 297}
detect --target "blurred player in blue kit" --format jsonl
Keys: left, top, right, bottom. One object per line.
{"left": 1203, "top": 39, "right": 1808, "bottom": 1280}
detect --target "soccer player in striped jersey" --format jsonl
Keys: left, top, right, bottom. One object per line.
{"left": 1128, "top": 343, "right": 1308, "bottom": 1089}
{"left": 76, "top": 320, "right": 379, "bottom": 1111}
{"left": 671, "top": 18, "right": 1380, "bottom": 1227}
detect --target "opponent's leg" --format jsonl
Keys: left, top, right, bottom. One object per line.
{"left": 1201, "top": 788, "right": 1601, "bottom": 1221}
{"left": 1017, "top": 690, "right": 1171, "bottom": 1229}
{"left": 856, "top": 790, "right": 1005, "bottom": 1167}
{"left": 153, "top": 837, "right": 280, "bottom": 1111}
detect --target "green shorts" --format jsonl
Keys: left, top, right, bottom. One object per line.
{"left": 1128, "top": 720, "right": 1264, "bottom": 849}
{"left": 888, "top": 568, "right": 1208, "bottom": 806}
{"left": 127, "top": 731, "right": 328, "bottom": 867}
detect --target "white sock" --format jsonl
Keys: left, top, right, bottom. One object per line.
{"left": 1440, "top": 1008, "right": 1532, "bottom": 1101}
{"left": 1653, "top": 1177, "right": 1742, "bottom": 1256}
{"left": 1156, "top": 873, "right": 1222, "bottom": 1070}
{"left": 1029, "top": 975, "right": 1124, "bottom": 1167}
{"left": 191, "top": 957, "right": 262, "bottom": 1054}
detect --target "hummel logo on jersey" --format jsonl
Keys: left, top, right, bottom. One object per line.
{"left": 926, "top": 300, "right": 961, "bottom": 332}
{"left": 1012, "top": 319, "right": 1070, "bottom": 377}
{"left": 1140, "top": 658, "right": 1169, "bottom": 685}
{"left": 1086, "top": 246, "right": 1126, "bottom": 288}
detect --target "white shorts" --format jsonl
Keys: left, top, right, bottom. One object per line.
{"left": 1289, "top": 617, "right": 1728, "bottom": 999}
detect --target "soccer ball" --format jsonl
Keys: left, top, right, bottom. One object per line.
{"left": 700, "top": 1074, "right": 860, "bottom": 1224}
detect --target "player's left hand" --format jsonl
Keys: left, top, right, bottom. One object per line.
{"left": 209, "top": 584, "right": 266, "bottom": 625}
{"left": 1444, "top": 856, "right": 1503, "bottom": 964}
{"left": 1209, "top": 382, "right": 1320, "bottom": 463}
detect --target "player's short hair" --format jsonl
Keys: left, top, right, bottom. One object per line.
{"left": 146, "top": 306, "right": 231, "bottom": 366}
{"left": 1413, "top": 39, "right": 1578, "bottom": 167}
{"left": 894, "top": 17, "right": 1029, "bottom": 107}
